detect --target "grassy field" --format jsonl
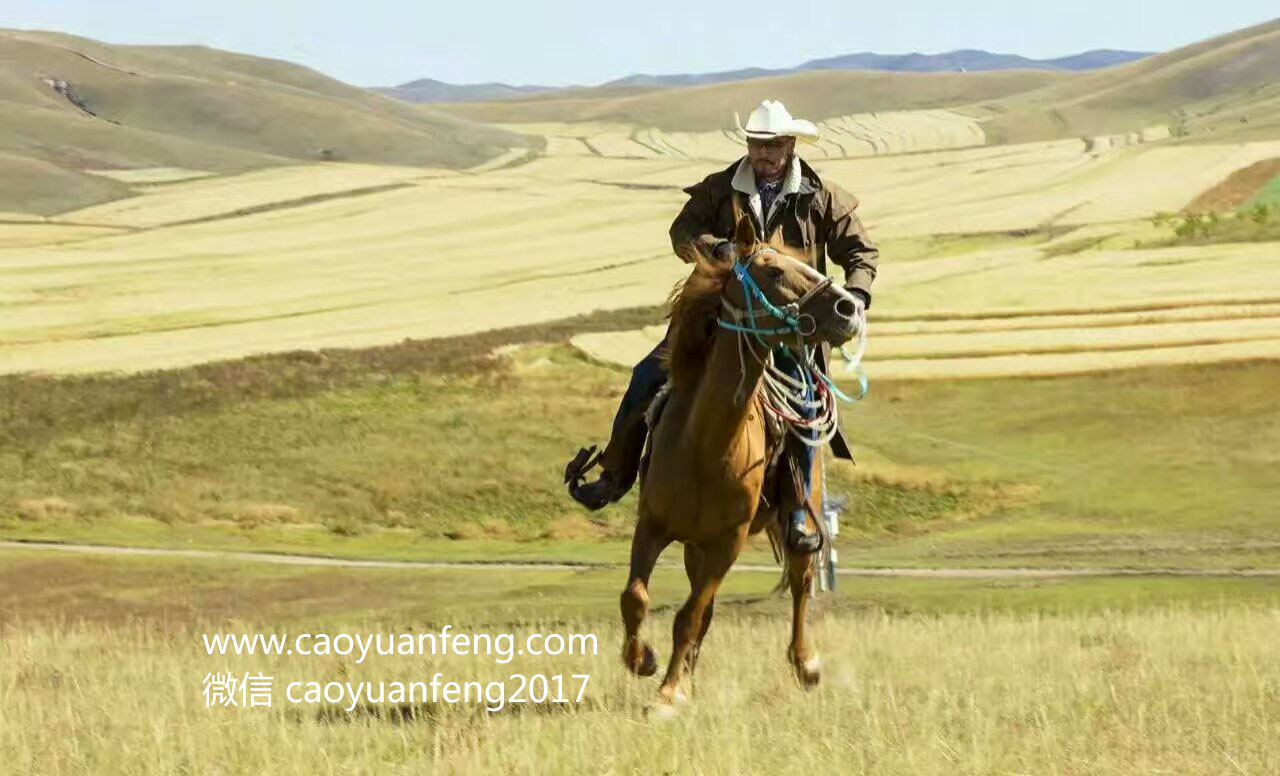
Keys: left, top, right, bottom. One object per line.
{"left": 3, "top": 18, "right": 1280, "bottom": 776}
{"left": 1248, "top": 172, "right": 1280, "bottom": 209}
{"left": 3, "top": 550, "right": 1279, "bottom": 775}
{"left": 2, "top": 304, "right": 1276, "bottom": 571}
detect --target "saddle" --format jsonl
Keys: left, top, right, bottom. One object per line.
{"left": 639, "top": 383, "right": 823, "bottom": 554}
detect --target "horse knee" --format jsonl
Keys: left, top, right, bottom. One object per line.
{"left": 620, "top": 580, "right": 649, "bottom": 621}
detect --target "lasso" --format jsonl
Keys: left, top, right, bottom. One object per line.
{"left": 716, "top": 250, "right": 867, "bottom": 593}
{"left": 716, "top": 250, "right": 869, "bottom": 438}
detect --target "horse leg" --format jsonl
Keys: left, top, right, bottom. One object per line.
{"left": 681, "top": 544, "right": 716, "bottom": 676}
{"left": 659, "top": 530, "right": 744, "bottom": 704}
{"left": 787, "top": 453, "right": 823, "bottom": 688}
{"left": 620, "top": 517, "right": 668, "bottom": 677}
{"left": 786, "top": 547, "right": 821, "bottom": 688}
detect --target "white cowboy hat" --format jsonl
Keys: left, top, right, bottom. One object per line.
{"left": 734, "top": 100, "right": 819, "bottom": 143}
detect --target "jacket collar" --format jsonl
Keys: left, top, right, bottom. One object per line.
{"left": 730, "top": 155, "right": 817, "bottom": 228}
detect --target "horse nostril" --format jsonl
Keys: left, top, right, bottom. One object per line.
{"left": 834, "top": 296, "right": 856, "bottom": 320}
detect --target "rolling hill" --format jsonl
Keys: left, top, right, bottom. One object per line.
{"left": 0, "top": 29, "right": 534, "bottom": 215}
{"left": 977, "top": 17, "right": 1280, "bottom": 143}
{"left": 434, "top": 18, "right": 1279, "bottom": 148}
{"left": 433, "top": 68, "right": 1071, "bottom": 131}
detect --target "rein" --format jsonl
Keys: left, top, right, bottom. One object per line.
{"left": 715, "top": 248, "right": 869, "bottom": 447}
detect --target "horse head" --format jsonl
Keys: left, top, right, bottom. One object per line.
{"left": 705, "top": 214, "right": 863, "bottom": 348}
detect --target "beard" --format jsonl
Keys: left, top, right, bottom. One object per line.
{"left": 751, "top": 152, "right": 791, "bottom": 183}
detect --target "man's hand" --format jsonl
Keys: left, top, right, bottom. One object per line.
{"left": 844, "top": 288, "right": 868, "bottom": 332}
{"left": 846, "top": 288, "right": 869, "bottom": 313}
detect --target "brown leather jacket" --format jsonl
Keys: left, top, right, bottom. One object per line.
{"left": 668, "top": 155, "right": 879, "bottom": 305}
{"left": 667, "top": 155, "right": 878, "bottom": 461}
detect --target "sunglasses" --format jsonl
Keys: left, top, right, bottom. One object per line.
{"left": 746, "top": 137, "right": 791, "bottom": 152}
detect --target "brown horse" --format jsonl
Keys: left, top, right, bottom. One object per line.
{"left": 620, "top": 213, "right": 862, "bottom": 709}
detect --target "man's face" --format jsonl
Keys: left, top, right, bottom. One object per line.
{"left": 746, "top": 136, "right": 794, "bottom": 182}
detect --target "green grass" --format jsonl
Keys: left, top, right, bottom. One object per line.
{"left": 847, "top": 362, "right": 1277, "bottom": 536}
{"left": 2, "top": 295, "right": 1278, "bottom": 570}
{"left": 5, "top": 551, "right": 1280, "bottom": 630}
{"left": 1141, "top": 209, "right": 1280, "bottom": 247}
{"left": 1245, "top": 173, "right": 1280, "bottom": 210}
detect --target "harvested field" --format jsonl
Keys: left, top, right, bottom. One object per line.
{"left": 849, "top": 338, "right": 1280, "bottom": 380}
{"left": 2, "top": 138, "right": 1279, "bottom": 375}
{"left": 64, "top": 163, "right": 449, "bottom": 228}
{"left": 498, "top": 109, "right": 987, "bottom": 161}
{"left": 574, "top": 292, "right": 1280, "bottom": 381}
{"left": 85, "top": 167, "right": 216, "bottom": 184}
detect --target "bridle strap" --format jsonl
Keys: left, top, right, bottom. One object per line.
{"left": 717, "top": 247, "right": 832, "bottom": 338}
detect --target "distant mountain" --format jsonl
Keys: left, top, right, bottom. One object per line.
{"left": 390, "top": 48, "right": 1151, "bottom": 103}
{"left": 802, "top": 49, "right": 1043, "bottom": 72}
{"left": 374, "top": 78, "right": 555, "bottom": 104}
{"left": 801, "top": 49, "right": 1150, "bottom": 73}
{"left": 1039, "top": 49, "right": 1153, "bottom": 70}
{"left": 614, "top": 49, "right": 1152, "bottom": 88}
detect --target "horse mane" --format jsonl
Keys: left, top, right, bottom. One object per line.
{"left": 661, "top": 254, "right": 734, "bottom": 390}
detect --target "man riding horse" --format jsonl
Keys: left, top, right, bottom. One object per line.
{"left": 565, "top": 100, "right": 879, "bottom": 554}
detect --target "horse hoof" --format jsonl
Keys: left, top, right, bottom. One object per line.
{"left": 795, "top": 656, "right": 822, "bottom": 689}
{"left": 639, "top": 645, "right": 658, "bottom": 676}
{"left": 654, "top": 685, "right": 689, "bottom": 710}
{"left": 625, "top": 644, "right": 658, "bottom": 677}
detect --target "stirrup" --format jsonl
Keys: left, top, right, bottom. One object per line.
{"left": 563, "top": 445, "right": 602, "bottom": 487}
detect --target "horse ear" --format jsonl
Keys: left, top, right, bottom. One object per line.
{"left": 733, "top": 213, "right": 757, "bottom": 255}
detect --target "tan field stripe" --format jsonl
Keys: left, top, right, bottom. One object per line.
{"left": 838, "top": 339, "right": 1280, "bottom": 381}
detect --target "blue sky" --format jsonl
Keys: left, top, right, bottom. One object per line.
{"left": 3, "top": 1, "right": 1276, "bottom": 87}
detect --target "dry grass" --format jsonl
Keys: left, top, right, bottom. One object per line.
{"left": 436, "top": 68, "right": 1070, "bottom": 131}
{"left": 3, "top": 606, "right": 1278, "bottom": 775}
{"left": 497, "top": 108, "right": 987, "bottom": 162}
{"left": 867, "top": 315, "right": 1280, "bottom": 360}
{"left": 85, "top": 167, "right": 216, "bottom": 184}
{"left": 0, "top": 29, "right": 531, "bottom": 215}
{"left": 5, "top": 136, "right": 1280, "bottom": 375}
{"left": 63, "top": 163, "right": 445, "bottom": 228}
{"left": 979, "top": 19, "right": 1280, "bottom": 143}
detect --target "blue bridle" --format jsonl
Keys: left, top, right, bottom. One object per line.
{"left": 716, "top": 251, "right": 867, "bottom": 403}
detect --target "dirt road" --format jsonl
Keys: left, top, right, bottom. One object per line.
{"left": 4, "top": 540, "right": 1279, "bottom": 577}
